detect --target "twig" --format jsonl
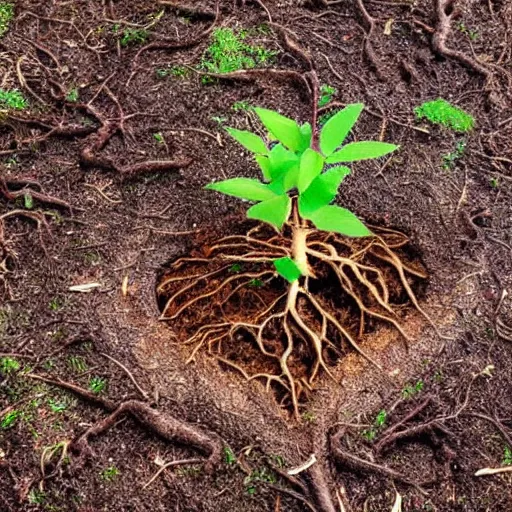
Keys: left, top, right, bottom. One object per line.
{"left": 100, "top": 352, "right": 150, "bottom": 401}
{"left": 142, "top": 457, "right": 202, "bottom": 489}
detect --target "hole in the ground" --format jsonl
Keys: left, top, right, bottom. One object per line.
{"left": 156, "top": 218, "right": 429, "bottom": 417}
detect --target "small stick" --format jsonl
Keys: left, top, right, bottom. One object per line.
{"left": 142, "top": 457, "right": 202, "bottom": 489}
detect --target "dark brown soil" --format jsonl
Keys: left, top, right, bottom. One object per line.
{"left": 1, "top": 0, "right": 512, "bottom": 511}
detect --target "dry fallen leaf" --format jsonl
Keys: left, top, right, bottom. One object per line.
{"left": 68, "top": 282, "right": 102, "bottom": 293}
{"left": 391, "top": 491, "right": 402, "bottom": 512}
{"left": 384, "top": 18, "right": 394, "bottom": 36}
{"left": 122, "top": 275, "right": 129, "bottom": 296}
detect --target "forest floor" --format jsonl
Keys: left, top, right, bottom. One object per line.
{"left": 1, "top": 0, "right": 512, "bottom": 511}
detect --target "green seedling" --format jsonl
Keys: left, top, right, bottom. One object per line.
{"left": 153, "top": 132, "right": 164, "bottom": 144}
{"left": 1, "top": 409, "right": 20, "bottom": 429}
{"left": 66, "top": 88, "right": 79, "bottom": 102}
{"left": 23, "top": 192, "right": 33, "bottom": 209}
{"left": 0, "top": 88, "right": 27, "bottom": 110}
{"left": 248, "top": 278, "right": 263, "bottom": 287}
{"left": 223, "top": 446, "right": 237, "bottom": 465}
{"left": 402, "top": 380, "right": 424, "bottom": 399}
{"left": 229, "top": 263, "right": 243, "bottom": 273}
{"left": 200, "top": 27, "right": 277, "bottom": 77}
{"left": 318, "top": 84, "right": 337, "bottom": 108}
{"left": 28, "top": 489, "right": 46, "bottom": 505}
{"left": 244, "top": 467, "right": 277, "bottom": 495}
{"left": 502, "top": 446, "right": 512, "bottom": 466}
{"left": 0, "top": 2, "right": 14, "bottom": 38}
{"left": 415, "top": 99, "right": 475, "bottom": 132}
{"left": 442, "top": 140, "right": 466, "bottom": 170}
{"left": 457, "top": 22, "right": 479, "bottom": 41}
{"left": 49, "top": 297, "right": 65, "bottom": 311}
{"left": 119, "top": 28, "right": 148, "bottom": 47}
{"left": 302, "top": 411, "right": 316, "bottom": 423}
{"left": 205, "top": 103, "right": 398, "bottom": 282}
{"left": 68, "top": 356, "right": 87, "bottom": 373}
{"left": 232, "top": 100, "right": 253, "bottom": 112}
{"left": 362, "top": 409, "right": 387, "bottom": 441}
{"left": 490, "top": 177, "right": 499, "bottom": 189}
{"left": 211, "top": 115, "right": 228, "bottom": 125}
{"left": 0, "top": 356, "right": 20, "bottom": 374}
{"left": 89, "top": 376, "right": 107, "bottom": 394}
{"left": 100, "top": 465, "right": 120, "bottom": 481}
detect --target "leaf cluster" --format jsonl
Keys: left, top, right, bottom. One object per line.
{"left": 414, "top": 98, "right": 475, "bottom": 133}
{"left": 0, "top": 2, "right": 14, "bottom": 38}
{"left": 0, "top": 88, "right": 27, "bottom": 110}
{"left": 200, "top": 27, "right": 277, "bottom": 76}
{"left": 206, "top": 104, "right": 398, "bottom": 281}
{"left": 119, "top": 28, "right": 148, "bottom": 47}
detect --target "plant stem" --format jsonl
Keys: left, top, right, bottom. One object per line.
{"left": 292, "top": 198, "right": 311, "bottom": 276}
{"left": 308, "top": 70, "right": 320, "bottom": 151}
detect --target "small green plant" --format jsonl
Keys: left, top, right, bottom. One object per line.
{"left": 0, "top": 89, "right": 27, "bottom": 110}
{"left": 232, "top": 100, "right": 253, "bottom": 112}
{"left": 244, "top": 467, "right": 277, "bottom": 495}
{"left": 23, "top": 192, "right": 33, "bottom": 209}
{"left": 100, "top": 465, "right": 120, "bottom": 481}
{"left": 490, "top": 177, "right": 499, "bottom": 189}
{"left": 402, "top": 380, "right": 424, "bottom": 399}
{"left": 89, "top": 376, "right": 107, "bottom": 394}
{"left": 205, "top": 104, "right": 398, "bottom": 282}
{"left": 153, "top": 132, "right": 164, "bottom": 144}
{"left": 200, "top": 27, "right": 277, "bottom": 77}
{"left": 248, "top": 278, "right": 263, "bottom": 287}
{"left": 48, "top": 398, "right": 68, "bottom": 413}
{"left": 0, "top": 356, "right": 20, "bottom": 374}
{"left": 211, "top": 115, "right": 228, "bottom": 125}
{"left": 1, "top": 409, "right": 20, "bottom": 429}
{"left": 502, "top": 446, "right": 512, "bottom": 466}
{"left": 223, "top": 446, "right": 237, "bottom": 465}
{"left": 0, "top": 2, "right": 14, "bottom": 38}
{"left": 49, "top": 297, "right": 65, "bottom": 311}
{"left": 302, "top": 411, "right": 316, "bottom": 423}
{"left": 318, "top": 84, "right": 337, "bottom": 108}
{"left": 68, "top": 356, "right": 87, "bottom": 373}
{"left": 28, "top": 489, "right": 46, "bottom": 505}
{"left": 119, "top": 28, "right": 148, "bottom": 47}
{"left": 442, "top": 140, "right": 466, "bottom": 170}
{"left": 414, "top": 99, "right": 475, "bottom": 132}
{"left": 362, "top": 409, "right": 387, "bottom": 441}
{"left": 457, "top": 22, "right": 479, "bottom": 41}
{"left": 66, "top": 88, "right": 79, "bottom": 102}
{"left": 229, "top": 263, "right": 243, "bottom": 273}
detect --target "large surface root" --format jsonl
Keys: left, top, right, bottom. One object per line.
{"left": 158, "top": 222, "right": 432, "bottom": 418}
{"left": 27, "top": 374, "right": 222, "bottom": 473}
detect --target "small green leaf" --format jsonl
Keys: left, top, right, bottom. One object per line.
{"left": 255, "top": 155, "right": 272, "bottom": 180}
{"left": 298, "top": 149, "right": 324, "bottom": 193}
{"left": 298, "top": 166, "right": 350, "bottom": 217}
{"left": 205, "top": 178, "right": 277, "bottom": 201}
{"left": 274, "top": 257, "right": 302, "bottom": 282}
{"left": 320, "top": 103, "right": 364, "bottom": 156}
{"left": 309, "top": 205, "right": 372, "bottom": 237}
{"left": 326, "top": 141, "right": 398, "bottom": 163}
{"left": 299, "top": 122, "right": 312, "bottom": 151}
{"left": 225, "top": 127, "right": 267, "bottom": 154}
{"left": 254, "top": 108, "right": 303, "bottom": 152}
{"left": 24, "top": 192, "right": 34, "bottom": 209}
{"left": 247, "top": 194, "right": 291, "bottom": 230}
{"left": 268, "top": 144, "right": 299, "bottom": 180}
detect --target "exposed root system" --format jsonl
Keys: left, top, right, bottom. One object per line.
{"left": 158, "top": 217, "right": 433, "bottom": 418}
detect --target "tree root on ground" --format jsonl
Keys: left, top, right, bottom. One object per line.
{"left": 158, "top": 221, "right": 436, "bottom": 418}
{"left": 27, "top": 374, "right": 222, "bottom": 473}
{"left": 432, "top": 0, "right": 490, "bottom": 77}
{"left": 330, "top": 428, "right": 429, "bottom": 493}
